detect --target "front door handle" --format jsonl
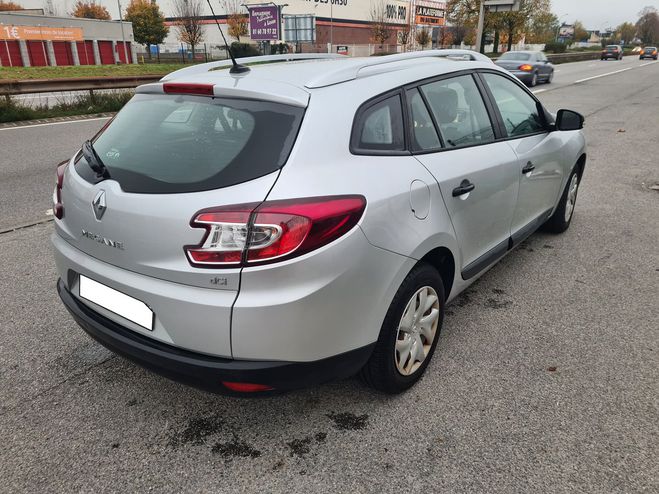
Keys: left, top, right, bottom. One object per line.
{"left": 522, "top": 161, "right": 536, "bottom": 174}
{"left": 452, "top": 179, "right": 475, "bottom": 197}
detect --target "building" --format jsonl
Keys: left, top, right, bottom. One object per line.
{"left": 160, "top": 1, "right": 446, "bottom": 55}
{"left": 0, "top": 12, "right": 136, "bottom": 67}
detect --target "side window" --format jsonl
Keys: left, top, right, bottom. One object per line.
{"left": 420, "top": 75, "right": 495, "bottom": 149}
{"left": 482, "top": 73, "right": 546, "bottom": 138}
{"left": 353, "top": 95, "right": 405, "bottom": 152}
{"left": 406, "top": 88, "right": 442, "bottom": 152}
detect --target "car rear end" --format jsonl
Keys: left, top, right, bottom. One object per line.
{"left": 640, "top": 47, "right": 657, "bottom": 59}
{"left": 53, "top": 69, "right": 410, "bottom": 393}
{"left": 601, "top": 45, "right": 622, "bottom": 60}
{"left": 494, "top": 53, "right": 536, "bottom": 84}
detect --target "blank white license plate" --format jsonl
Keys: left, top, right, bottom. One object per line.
{"left": 79, "top": 275, "right": 154, "bottom": 330}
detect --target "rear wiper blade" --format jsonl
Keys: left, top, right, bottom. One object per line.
{"left": 82, "top": 140, "right": 110, "bottom": 179}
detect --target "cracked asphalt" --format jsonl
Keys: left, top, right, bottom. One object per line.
{"left": 1, "top": 59, "right": 657, "bottom": 493}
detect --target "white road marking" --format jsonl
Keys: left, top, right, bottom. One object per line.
{"left": 575, "top": 67, "right": 632, "bottom": 83}
{"left": 0, "top": 117, "right": 111, "bottom": 131}
{"left": 45, "top": 209, "right": 53, "bottom": 216}
{"left": 532, "top": 89, "right": 547, "bottom": 94}
{"left": 640, "top": 61, "right": 658, "bottom": 67}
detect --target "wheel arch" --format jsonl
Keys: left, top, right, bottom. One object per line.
{"left": 576, "top": 153, "right": 587, "bottom": 180}
{"left": 419, "top": 246, "right": 456, "bottom": 300}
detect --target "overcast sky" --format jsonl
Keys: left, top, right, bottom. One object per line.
{"left": 14, "top": 0, "right": 659, "bottom": 30}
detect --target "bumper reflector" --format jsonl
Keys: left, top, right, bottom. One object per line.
{"left": 222, "top": 382, "right": 274, "bottom": 393}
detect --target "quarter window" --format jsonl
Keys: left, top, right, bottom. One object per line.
{"left": 420, "top": 75, "right": 495, "bottom": 149}
{"left": 482, "top": 73, "right": 546, "bottom": 138}
{"left": 353, "top": 95, "right": 405, "bottom": 152}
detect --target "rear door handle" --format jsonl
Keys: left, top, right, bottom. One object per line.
{"left": 522, "top": 161, "right": 536, "bottom": 174}
{"left": 452, "top": 179, "right": 475, "bottom": 197}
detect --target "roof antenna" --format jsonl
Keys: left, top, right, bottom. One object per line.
{"left": 205, "top": 0, "right": 250, "bottom": 75}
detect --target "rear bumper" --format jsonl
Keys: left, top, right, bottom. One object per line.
{"left": 58, "top": 279, "right": 374, "bottom": 394}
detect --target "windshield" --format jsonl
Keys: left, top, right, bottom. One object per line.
{"left": 500, "top": 52, "right": 532, "bottom": 61}
{"left": 76, "top": 94, "right": 305, "bottom": 194}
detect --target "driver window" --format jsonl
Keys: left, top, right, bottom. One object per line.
{"left": 482, "top": 73, "right": 546, "bottom": 138}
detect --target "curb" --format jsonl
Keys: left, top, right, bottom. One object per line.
{"left": 0, "top": 112, "right": 115, "bottom": 129}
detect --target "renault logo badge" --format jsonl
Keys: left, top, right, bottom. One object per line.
{"left": 92, "top": 190, "right": 107, "bottom": 221}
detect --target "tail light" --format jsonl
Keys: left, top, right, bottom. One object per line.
{"left": 653, "top": 50, "right": 657, "bottom": 55}
{"left": 519, "top": 64, "right": 533, "bottom": 72}
{"left": 641, "top": 50, "right": 645, "bottom": 55}
{"left": 53, "top": 161, "right": 68, "bottom": 220}
{"left": 185, "top": 195, "right": 367, "bottom": 268}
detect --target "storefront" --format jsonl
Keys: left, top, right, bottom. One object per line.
{"left": 0, "top": 12, "right": 136, "bottom": 67}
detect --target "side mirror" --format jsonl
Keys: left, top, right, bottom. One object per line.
{"left": 556, "top": 109, "right": 585, "bottom": 131}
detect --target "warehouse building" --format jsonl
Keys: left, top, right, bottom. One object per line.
{"left": 0, "top": 12, "right": 136, "bottom": 67}
{"left": 160, "top": 1, "right": 446, "bottom": 54}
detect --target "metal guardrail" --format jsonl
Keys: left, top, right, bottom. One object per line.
{"left": 0, "top": 75, "right": 163, "bottom": 96}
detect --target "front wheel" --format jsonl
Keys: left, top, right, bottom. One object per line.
{"left": 543, "top": 168, "right": 581, "bottom": 234}
{"left": 360, "top": 263, "right": 445, "bottom": 394}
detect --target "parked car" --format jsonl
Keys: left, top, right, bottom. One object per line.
{"left": 494, "top": 51, "right": 554, "bottom": 87}
{"left": 639, "top": 46, "right": 658, "bottom": 60}
{"left": 601, "top": 45, "right": 624, "bottom": 60}
{"left": 53, "top": 51, "right": 587, "bottom": 395}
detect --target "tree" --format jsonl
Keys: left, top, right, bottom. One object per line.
{"left": 0, "top": 1, "right": 23, "bottom": 11}
{"left": 71, "top": 1, "right": 111, "bottom": 20}
{"left": 370, "top": 0, "right": 393, "bottom": 47}
{"left": 416, "top": 28, "right": 431, "bottom": 50}
{"left": 223, "top": 0, "right": 248, "bottom": 42}
{"left": 398, "top": 27, "right": 412, "bottom": 51}
{"left": 173, "top": 0, "right": 206, "bottom": 60}
{"left": 446, "top": 0, "right": 479, "bottom": 45}
{"left": 527, "top": 11, "right": 559, "bottom": 44}
{"left": 572, "top": 20, "right": 588, "bottom": 43}
{"left": 125, "top": 0, "right": 169, "bottom": 59}
{"left": 636, "top": 7, "right": 659, "bottom": 44}
{"left": 616, "top": 22, "right": 636, "bottom": 44}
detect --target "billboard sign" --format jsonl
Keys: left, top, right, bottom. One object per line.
{"left": 283, "top": 14, "right": 316, "bottom": 43}
{"left": 249, "top": 5, "right": 280, "bottom": 41}
{"left": 0, "top": 25, "right": 83, "bottom": 41}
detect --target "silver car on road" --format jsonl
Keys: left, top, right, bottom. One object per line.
{"left": 53, "top": 51, "right": 587, "bottom": 394}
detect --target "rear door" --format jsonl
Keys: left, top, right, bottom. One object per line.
{"left": 411, "top": 73, "right": 520, "bottom": 279}
{"left": 479, "top": 71, "right": 565, "bottom": 243}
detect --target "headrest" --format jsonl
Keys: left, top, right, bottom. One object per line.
{"left": 427, "top": 87, "right": 458, "bottom": 124}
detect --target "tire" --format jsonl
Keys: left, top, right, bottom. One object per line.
{"left": 529, "top": 72, "right": 538, "bottom": 87}
{"left": 360, "top": 263, "right": 445, "bottom": 394}
{"left": 546, "top": 70, "right": 554, "bottom": 84}
{"left": 543, "top": 167, "right": 581, "bottom": 234}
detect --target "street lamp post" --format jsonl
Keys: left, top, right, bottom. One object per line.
{"left": 117, "top": 0, "right": 129, "bottom": 63}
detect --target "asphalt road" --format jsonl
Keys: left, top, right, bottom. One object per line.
{"left": 1, "top": 60, "right": 658, "bottom": 493}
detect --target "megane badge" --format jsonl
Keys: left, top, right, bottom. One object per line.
{"left": 92, "top": 190, "right": 107, "bottom": 221}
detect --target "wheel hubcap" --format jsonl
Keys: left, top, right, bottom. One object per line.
{"left": 394, "top": 286, "right": 440, "bottom": 376}
{"left": 564, "top": 174, "right": 579, "bottom": 222}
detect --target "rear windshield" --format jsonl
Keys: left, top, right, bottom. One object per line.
{"left": 499, "top": 52, "right": 531, "bottom": 61}
{"left": 645, "top": 47, "right": 656, "bottom": 50}
{"left": 76, "top": 94, "right": 304, "bottom": 194}
{"left": 606, "top": 46, "right": 619, "bottom": 50}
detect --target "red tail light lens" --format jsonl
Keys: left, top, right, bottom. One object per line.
{"left": 185, "top": 196, "right": 367, "bottom": 268}
{"left": 519, "top": 64, "right": 533, "bottom": 72}
{"left": 53, "top": 161, "right": 68, "bottom": 220}
{"left": 163, "top": 83, "right": 215, "bottom": 96}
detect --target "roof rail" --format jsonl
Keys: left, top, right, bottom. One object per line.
{"left": 305, "top": 50, "right": 488, "bottom": 89}
{"left": 161, "top": 53, "right": 345, "bottom": 81}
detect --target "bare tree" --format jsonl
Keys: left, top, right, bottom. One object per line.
{"left": 223, "top": 0, "right": 248, "bottom": 42}
{"left": 416, "top": 28, "right": 431, "bottom": 50}
{"left": 370, "top": 0, "right": 393, "bottom": 48}
{"left": 173, "top": 0, "right": 205, "bottom": 61}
